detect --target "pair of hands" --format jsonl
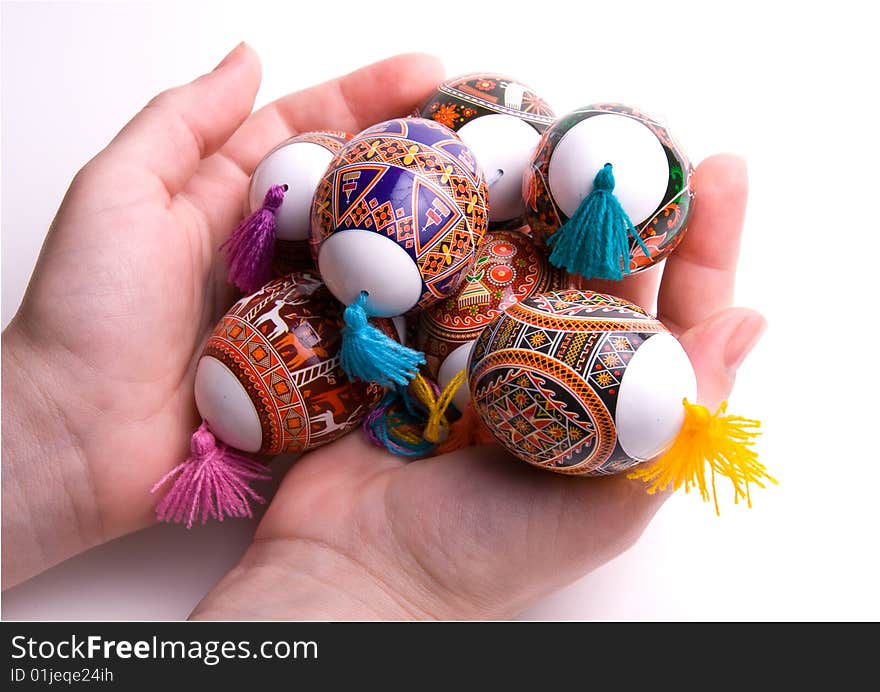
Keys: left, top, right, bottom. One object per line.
{"left": 1, "top": 45, "right": 765, "bottom": 618}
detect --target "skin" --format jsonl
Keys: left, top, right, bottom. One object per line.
{"left": 1, "top": 45, "right": 766, "bottom": 618}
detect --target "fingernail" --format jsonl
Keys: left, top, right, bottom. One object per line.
{"left": 213, "top": 41, "right": 247, "bottom": 71}
{"left": 724, "top": 314, "right": 767, "bottom": 371}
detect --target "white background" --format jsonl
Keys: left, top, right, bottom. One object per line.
{"left": 2, "top": 0, "right": 878, "bottom": 620}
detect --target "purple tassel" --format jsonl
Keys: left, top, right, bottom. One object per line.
{"left": 222, "top": 185, "right": 285, "bottom": 294}
{"left": 151, "top": 422, "right": 272, "bottom": 529}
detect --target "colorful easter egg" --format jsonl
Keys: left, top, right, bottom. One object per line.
{"left": 194, "top": 271, "right": 397, "bottom": 455}
{"left": 419, "top": 73, "right": 555, "bottom": 227}
{"left": 310, "top": 117, "right": 489, "bottom": 317}
{"left": 468, "top": 289, "right": 696, "bottom": 475}
{"left": 417, "top": 229, "right": 565, "bottom": 411}
{"left": 524, "top": 104, "right": 694, "bottom": 277}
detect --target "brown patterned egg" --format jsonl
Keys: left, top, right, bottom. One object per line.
{"left": 194, "top": 271, "right": 397, "bottom": 455}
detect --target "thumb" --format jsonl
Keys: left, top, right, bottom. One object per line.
{"left": 677, "top": 307, "right": 767, "bottom": 409}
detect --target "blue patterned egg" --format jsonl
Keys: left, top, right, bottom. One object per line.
{"left": 309, "top": 117, "right": 489, "bottom": 318}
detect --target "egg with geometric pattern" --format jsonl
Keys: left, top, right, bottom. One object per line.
{"left": 310, "top": 117, "right": 489, "bottom": 318}
{"left": 419, "top": 73, "right": 555, "bottom": 228}
{"left": 194, "top": 272, "right": 397, "bottom": 455}
{"left": 468, "top": 289, "right": 696, "bottom": 475}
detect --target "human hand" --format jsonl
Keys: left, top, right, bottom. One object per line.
{"left": 190, "top": 154, "right": 766, "bottom": 619}
{"left": 1, "top": 46, "right": 446, "bottom": 588}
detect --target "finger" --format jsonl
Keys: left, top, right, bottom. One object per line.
{"left": 220, "top": 53, "right": 446, "bottom": 175}
{"left": 677, "top": 306, "right": 767, "bottom": 409}
{"left": 657, "top": 154, "right": 748, "bottom": 333}
{"left": 91, "top": 42, "right": 261, "bottom": 201}
{"left": 576, "top": 264, "right": 663, "bottom": 315}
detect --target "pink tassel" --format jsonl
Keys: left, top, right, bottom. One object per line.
{"left": 151, "top": 422, "right": 272, "bottom": 529}
{"left": 222, "top": 185, "right": 286, "bottom": 294}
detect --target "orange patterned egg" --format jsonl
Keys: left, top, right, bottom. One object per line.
{"left": 194, "top": 271, "right": 397, "bottom": 455}
{"left": 416, "top": 229, "right": 565, "bottom": 410}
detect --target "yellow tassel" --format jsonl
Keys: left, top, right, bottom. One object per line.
{"left": 410, "top": 370, "right": 467, "bottom": 444}
{"left": 627, "top": 399, "right": 777, "bottom": 514}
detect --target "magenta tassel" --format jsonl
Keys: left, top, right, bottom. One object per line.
{"left": 222, "top": 185, "right": 285, "bottom": 294}
{"left": 151, "top": 422, "right": 272, "bottom": 529}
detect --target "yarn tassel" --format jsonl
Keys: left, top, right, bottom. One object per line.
{"left": 151, "top": 422, "right": 272, "bottom": 528}
{"left": 362, "top": 372, "right": 466, "bottom": 457}
{"left": 413, "top": 370, "right": 467, "bottom": 444}
{"left": 546, "top": 163, "right": 651, "bottom": 281}
{"left": 222, "top": 185, "right": 285, "bottom": 294}
{"left": 363, "top": 386, "right": 436, "bottom": 457}
{"left": 340, "top": 292, "right": 425, "bottom": 387}
{"left": 627, "top": 399, "right": 776, "bottom": 514}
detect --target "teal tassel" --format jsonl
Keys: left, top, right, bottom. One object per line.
{"left": 546, "top": 163, "right": 651, "bottom": 281}
{"left": 340, "top": 292, "right": 425, "bottom": 388}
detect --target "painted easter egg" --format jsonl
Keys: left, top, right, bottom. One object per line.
{"left": 468, "top": 289, "right": 696, "bottom": 475}
{"left": 419, "top": 73, "right": 555, "bottom": 227}
{"left": 417, "top": 228, "right": 565, "bottom": 411}
{"left": 524, "top": 104, "right": 694, "bottom": 275}
{"left": 310, "top": 117, "right": 489, "bottom": 317}
{"left": 249, "top": 131, "right": 352, "bottom": 273}
{"left": 194, "top": 271, "right": 397, "bottom": 455}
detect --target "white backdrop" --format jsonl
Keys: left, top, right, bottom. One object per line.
{"left": 2, "top": 0, "right": 878, "bottom": 620}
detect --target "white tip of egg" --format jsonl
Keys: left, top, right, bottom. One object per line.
{"left": 615, "top": 333, "right": 697, "bottom": 461}
{"left": 317, "top": 229, "right": 423, "bottom": 317}
{"left": 438, "top": 341, "right": 475, "bottom": 413}
{"left": 194, "top": 356, "right": 263, "bottom": 453}
{"left": 548, "top": 113, "right": 669, "bottom": 226}
{"left": 456, "top": 114, "right": 541, "bottom": 223}
{"left": 249, "top": 142, "right": 335, "bottom": 241}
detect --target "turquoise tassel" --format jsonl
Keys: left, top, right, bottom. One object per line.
{"left": 547, "top": 163, "right": 651, "bottom": 281}
{"left": 340, "top": 292, "right": 425, "bottom": 388}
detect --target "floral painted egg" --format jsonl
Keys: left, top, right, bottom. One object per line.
{"left": 310, "top": 117, "right": 489, "bottom": 317}
{"left": 194, "top": 271, "right": 397, "bottom": 455}
{"left": 417, "top": 229, "right": 565, "bottom": 411}
{"left": 525, "top": 104, "right": 694, "bottom": 276}
{"left": 468, "top": 289, "right": 696, "bottom": 475}
{"left": 419, "top": 73, "right": 555, "bottom": 227}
